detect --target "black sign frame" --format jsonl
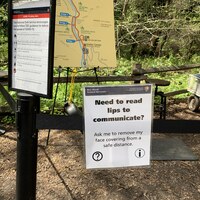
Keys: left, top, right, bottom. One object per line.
{"left": 8, "top": 0, "right": 56, "bottom": 98}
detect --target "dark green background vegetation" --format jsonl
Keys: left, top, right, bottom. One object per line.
{"left": 115, "top": 0, "right": 200, "bottom": 59}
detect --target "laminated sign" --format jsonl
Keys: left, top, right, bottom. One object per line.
{"left": 8, "top": 0, "right": 56, "bottom": 98}
{"left": 83, "top": 85, "right": 153, "bottom": 169}
{"left": 54, "top": 0, "right": 116, "bottom": 68}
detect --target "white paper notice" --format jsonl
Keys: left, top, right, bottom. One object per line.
{"left": 83, "top": 85, "right": 153, "bottom": 169}
{"left": 12, "top": 0, "right": 50, "bottom": 95}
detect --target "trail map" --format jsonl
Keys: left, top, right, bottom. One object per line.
{"left": 54, "top": 0, "right": 116, "bottom": 68}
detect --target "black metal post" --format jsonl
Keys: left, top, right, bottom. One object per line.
{"left": 16, "top": 93, "right": 39, "bottom": 200}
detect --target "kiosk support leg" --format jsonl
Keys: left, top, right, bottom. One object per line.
{"left": 16, "top": 93, "right": 39, "bottom": 200}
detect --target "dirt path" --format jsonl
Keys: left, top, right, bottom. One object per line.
{"left": 1, "top": 99, "right": 200, "bottom": 200}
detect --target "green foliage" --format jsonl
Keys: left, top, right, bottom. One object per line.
{"left": 115, "top": 0, "right": 200, "bottom": 59}
{"left": 38, "top": 55, "right": 200, "bottom": 113}
{"left": 0, "top": 3, "right": 8, "bottom": 69}
{"left": 1, "top": 115, "right": 15, "bottom": 125}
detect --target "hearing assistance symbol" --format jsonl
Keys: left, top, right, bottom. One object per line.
{"left": 92, "top": 151, "right": 103, "bottom": 161}
{"left": 135, "top": 148, "right": 145, "bottom": 158}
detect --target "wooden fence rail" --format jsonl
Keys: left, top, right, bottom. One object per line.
{"left": 53, "top": 63, "right": 200, "bottom": 83}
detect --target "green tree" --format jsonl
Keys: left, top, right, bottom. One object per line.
{"left": 114, "top": 0, "right": 200, "bottom": 59}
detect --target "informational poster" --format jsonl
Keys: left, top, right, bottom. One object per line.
{"left": 8, "top": 0, "right": 55, "bottom": 98}
{"left": 83, "top": 85, "right": 153, "bottom": 169}
{"left": 54, "top": 0, "right": 116, "bottom": 68}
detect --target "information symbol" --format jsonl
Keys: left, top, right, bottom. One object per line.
{"left": 92, "top": 151, "right": 103, "bottom": 161}
{"left": 135, "top": 148, "right": 145, "bottom": 158}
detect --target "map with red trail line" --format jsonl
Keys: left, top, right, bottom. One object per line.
{"left": 54, "top": 0, "right": 116, "bottom": 68}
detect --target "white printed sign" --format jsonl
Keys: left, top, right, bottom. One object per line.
{"left": 83, "top": 85, "right": 153, "bottom": 169}
{"left": 10, "top": 0, "right": 53, "bottom": 97}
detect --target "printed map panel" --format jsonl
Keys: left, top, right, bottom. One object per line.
{"left": 54, "top": 0, "right": 116, "bottom": 68}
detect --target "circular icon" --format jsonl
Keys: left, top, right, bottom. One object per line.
{"left": 92, "top": 151, "right": 103, "bottom": 161}
{"left": 135, "top": 148, "right": 145, "bottom": 158}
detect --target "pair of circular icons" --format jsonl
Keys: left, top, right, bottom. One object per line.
{"left": 92, "top": 148, "right": 145, "bottom": 162}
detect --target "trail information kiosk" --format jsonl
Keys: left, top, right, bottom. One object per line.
{"left": 8, "top": 0, "right": 55, "bottom": 98}
{"left": 84, "top": 85, "right": 153, "bottom": 169}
